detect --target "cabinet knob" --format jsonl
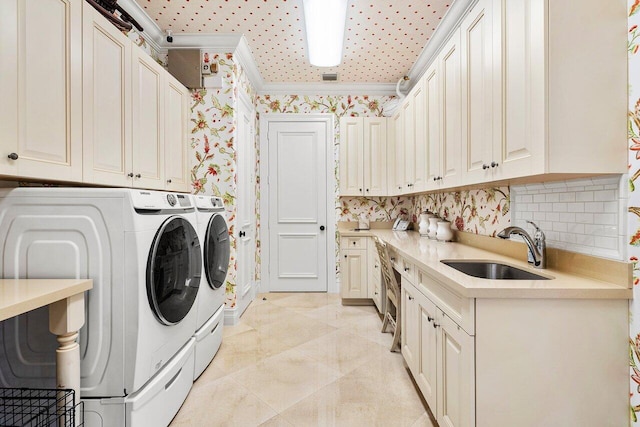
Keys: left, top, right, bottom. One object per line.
{"left": 352, "top": 241, "right": 356, "bottom": 245}
{"left": 390, "top": 257, "right": 396, "bottom": 261}
{"left": 135, "top": 174, "right": 141, "bottom": 179}
{"left": 433, "top": 323, "right": 440, "bottom": 329}
{"left": 433, "top": 177, "right": 437, "bottom": 182}
{"left": 398, "top": 186, "right": 402, "bottom": 190}
{"left": 408, "top": 295, "right": 414, "bottom": 301}
{"left": 482, "top": 164, "right": 490, "bottom": 170}
{"left": 427, "top": 316, "right": 434, "bottom": 322}
{"left": 374, "top": 292, "right": 378, "bottom": 295}
{"left": 359, "top": 188, "right": 363, "bottom": 193}
{"left": 374, "top": 264, "right": 378, "bottom": 269}
{"left": 166, "top": 179, "right": 172, "bottom": 183}
{"left": 344, "top": 255, "right": 347, "bottom": 259}
{"left": 491, "top": 161, "right": 499, "bottom": 168}
{"left": 404, "top": 267, "right": 410, "bottom": 272}
{"left": 7, "top": 153, "right": 18, "bottom": 161}
{"left": 239, "top": 231, "right": 246, "bottom": 237}
{"left": 366, "top": 189, "right": 369, "bottom": 192}
{"left": 407, "top": 183, "right": 413, "bottom": 187}
{"left": 127, "top": 173, "right": 134, "bottom": 178}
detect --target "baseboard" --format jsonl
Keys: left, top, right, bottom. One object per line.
{"left": 224, "top": 281, "right": 259, "bottom": 325}
{"left": 223, "top": 306, "right": 239, "bottom": 325}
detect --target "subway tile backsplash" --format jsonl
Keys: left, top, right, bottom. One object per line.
{"left": 511, "top": 175, "right": 626, "bottom": 261}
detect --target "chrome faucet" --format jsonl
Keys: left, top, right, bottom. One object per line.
{"left": 497, "top": 221, "right": 546, "bottom": 269}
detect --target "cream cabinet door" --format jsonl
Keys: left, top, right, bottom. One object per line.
{"left": 82, "top": 4, "right": 133, "bottom": 187}
{"left": 0, "top": 0, "right": 82, "bottom": 181}
{"left": 425, "top": 63, "right": 442, "bottom": 189}
{"left": 440, "top": 29, "right": 462, "bottom": 188}
{"left": 401, "top": 97, "right": 415, "bottom": 192}
{"left": 412, "top": 78, "right": 428, "bottom": 192}
{"left": 391, "top": 111, "right": 404, "bottom": 195}
{"left": 401, "top": 281, "right": 419, "bottom": 372}
{"left": 339, "top": 117, "right": 364, "bottom": 196}
{"left": 363, "top": 117, "right": 387, "bottom": 196}
{"left": 164, "top": 75, "right": 190, "bottom": 192}
{"left": 461, "top": 0, "right": 499, "bottom": 184}
{"left": 437, "top": 310, "right": 475, "bottom": 427}
{"left": 340, "top": 249, "right": 368, "bottom": 299}
{"left": 416, "top": 290, "right": 438, "bottom": 412}
{"left": 132, "top": 46, "right": 165, "bottom": 190}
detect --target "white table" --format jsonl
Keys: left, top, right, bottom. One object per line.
{"left": 0, "top": 279, "right": 93, "bottom": 422}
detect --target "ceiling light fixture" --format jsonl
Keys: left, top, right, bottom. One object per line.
{"left": 302, "top": 0, "right": 348, "bottom": 67}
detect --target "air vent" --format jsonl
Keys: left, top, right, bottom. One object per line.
{"left": 322, "top": 73, "right": 338, "bottom": 81}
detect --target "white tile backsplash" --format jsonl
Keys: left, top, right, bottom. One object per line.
{"left": 511, "top": 175, "right": 626, "bottom": 260}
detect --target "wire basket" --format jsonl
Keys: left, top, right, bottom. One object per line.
{"left": 0, "top": 388, "right": 83, "bottom": 427}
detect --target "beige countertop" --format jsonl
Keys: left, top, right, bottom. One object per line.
{"left": 339, "top": 229, "right": 631, "bottom": 299}
{"left": 0, "top": 279, "right": 93, "bottom": 321}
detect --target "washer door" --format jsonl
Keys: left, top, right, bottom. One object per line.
{"left": 147, "top": 216, "right": 202, "bottom": 325}
{"left": 204, "top": 214, "right": 230, "bottom": 289}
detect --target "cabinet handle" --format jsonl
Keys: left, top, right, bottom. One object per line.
{"left": 407, "top": 183, "right": 413, "bottom": 187}
{"left": 408, "top": 295, "right": 414, "bottom": 301}
{"left": 404, "top": 267, "right": 410, "bottom": 272}
{"left": 239, "top": 231, "right": 246, "bottom": 237}
{"left": 374, "top": 265, "right": 378, "bottom": 268}
{"left": 491, "top": 161, "right": 499, "bottom": 168}
{"left": 7, "top": 153, "right": 18, "bottom": 160}
{"left": 127, "top": 173, "right": 134, "bottom": 177}
{"left": 135, "top": 174, "right": 141, "bottom": 179}
{"left": 166, "top": 179, "right": 172, "bottom": 183}
{"left": 482, "top": 164, "right": 489, "bottom": 170}
{"left": 390, "top": 257, "right": 396, "bottom": 261}
{"left": 374, "top": 292, "right": 378, "bottom": 295}
{"left": 433, "top": 323, "right": 440, "bottom": 329}
{"left": 427, "top": 316, "right": 434, "bottom": 322}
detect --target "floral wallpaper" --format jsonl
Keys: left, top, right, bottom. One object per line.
{"left": 189, "top": 53, "right": 256, "bottom": 309}
{"left": 338, "top": 196, "right": 411, "bottom": 222}
{"left": 629, "top": 1, "right": 640, "bottom": 423}
{"left": 411, "top": 187, "right": 511, "bottom": 237}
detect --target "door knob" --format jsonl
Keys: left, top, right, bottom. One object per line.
{"left": 320, "top": 226, "right": 325, "bottom": 231}
{"left": 7, "top": 153, "right": 18, "bottom": 160}
{"left": 239, "top": 231, "right": 246, "bottom": 237}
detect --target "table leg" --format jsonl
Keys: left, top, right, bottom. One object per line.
{"left": 49, "top": 293, "right": 85, "bottom": 425}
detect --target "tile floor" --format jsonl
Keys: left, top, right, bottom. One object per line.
{"left": 170, "top": 293, "right": 435, "bottom": 427}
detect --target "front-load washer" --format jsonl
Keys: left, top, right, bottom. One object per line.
{"left": 192, "top": 195, "right": 230, "bottom": 380}
{"left": 0, "top": 188, "right": 201, "bottom": 426}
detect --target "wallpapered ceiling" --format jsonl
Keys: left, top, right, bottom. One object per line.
{"left": 628, "top": 1, "right": 640, "bottom": 422}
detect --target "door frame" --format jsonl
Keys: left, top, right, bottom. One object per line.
{"left": 259, "top": 113, "right": 337, "bottom": 293}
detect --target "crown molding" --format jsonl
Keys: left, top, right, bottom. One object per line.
{"left": 406, "top": 0, "right": 477, "bottom": 91}
{"left": 258, "top": 83, "right": 397, "bottom": 96}
{"left": 117, "top": 0, "right": 164, "bottom": 54}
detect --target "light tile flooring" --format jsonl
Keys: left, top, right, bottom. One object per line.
{"left": 171, "top": 293, "right": 435, "bottom": 427}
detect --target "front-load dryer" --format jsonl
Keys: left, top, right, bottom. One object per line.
{"left": 192, "top": 195, "right": 230, "bottom": 380}
{"left": 0, "top": 188, "right": 201, "bottom": 426}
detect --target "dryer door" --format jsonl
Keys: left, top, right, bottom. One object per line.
{"left": 204, "top": 213, "right": 230, "bottom": 289}
{"left": 147, "top": 216, "right": 201, "bottom": 325}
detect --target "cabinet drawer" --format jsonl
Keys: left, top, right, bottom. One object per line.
{"left": 398, "top": 257, "right": 416, "bottom": 284}
{"left": 341, "top": 236, "right": 367, "bottom": 250}
{"left": 418, "top": 268, "right": 475, "bottom": 335}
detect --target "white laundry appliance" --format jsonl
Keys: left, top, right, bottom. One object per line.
{"left": 192, "top": 195, "right": 230, "bottom": 380}
{"left": 0, "top": 188, "right": 202, "bottom": 427}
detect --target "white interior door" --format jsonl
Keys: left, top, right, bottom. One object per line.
{"left": 236, "top": 94, "right": 256, "bottom": 302}
{"left": 268, "top": 120, "right": 328, "bottom": 292}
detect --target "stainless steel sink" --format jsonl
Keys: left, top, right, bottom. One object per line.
{"left": 441, "top": 260, "right": 551, "bottom": 280}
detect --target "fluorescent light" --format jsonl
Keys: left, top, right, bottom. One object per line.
{"left": 302, "top": 0, "right": 348, "bottom": 67}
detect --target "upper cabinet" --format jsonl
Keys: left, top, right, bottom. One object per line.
{"left": 82, "top": 3, "right": 132, "bottom": 187}
{"left": 339, "top": 117, "right": 388, "bottom": 196}
{"left": 0, "top": 0, "right": 83, "bottom": 182}
{"left": 460, "top": 0, "right": 626, "bottom": 185}
{"left": 1, "top": 1, "right": 190, "bottom": 191}
{"left": 82, "top": 2, "right": 189, "bottom": 192}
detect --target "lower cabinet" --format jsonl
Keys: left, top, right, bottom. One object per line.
{"left": 340, "top": 236, "right": 384, "bottom": 313}
{"left": 403, "top": 279, "right": 475, "bottom": 427}
{"left": 400, "top": 263, "right": 627, "bottom": 427}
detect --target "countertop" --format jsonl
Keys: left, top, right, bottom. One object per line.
{"left": 339, "top": 229, "right": 631, "bottom": 299}
{"left": 0, "top": 279, "right": 93, "bottom": 321}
